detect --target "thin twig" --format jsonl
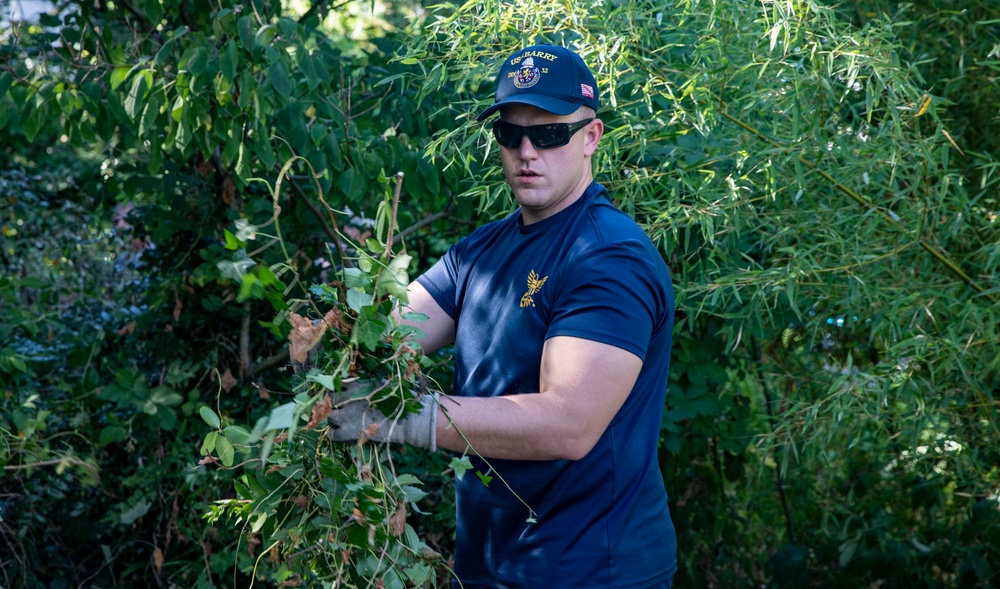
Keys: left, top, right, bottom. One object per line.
{"left": 4, "top": 457, "right": 100, "bottom": 482}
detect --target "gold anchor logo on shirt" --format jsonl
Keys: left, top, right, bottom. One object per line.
{"left": 519, "top": 270, "right": 548, "bottom": 308}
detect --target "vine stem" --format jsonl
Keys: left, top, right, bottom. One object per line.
{"left": 383, "top": 172, "right": 405, "bottom": 262}
{"left": 370, "top": 172, "right": 405, "bottom": 305}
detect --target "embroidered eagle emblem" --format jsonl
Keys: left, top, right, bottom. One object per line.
{"left": 519, "top": 269, "right": 548, "bottom": 308}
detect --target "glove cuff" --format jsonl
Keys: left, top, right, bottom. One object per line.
{"left": 417, "top": 393, "right": 439, "bottom": 451}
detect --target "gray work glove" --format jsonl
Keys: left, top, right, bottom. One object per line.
{"left": 327, "top": 392, "right": 438, "bottom": 451}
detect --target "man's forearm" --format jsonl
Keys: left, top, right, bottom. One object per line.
{"left": 434, "top": 393, "right": 600, "bottom": 461}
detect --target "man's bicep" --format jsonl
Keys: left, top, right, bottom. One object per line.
{"left": 396, "top": 281, "right": 455, "bottom": 354}
{"left": 539, "top": 336, "right": 642, "bottom": 455}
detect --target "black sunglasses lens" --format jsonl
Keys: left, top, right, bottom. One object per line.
{"left": 492, "top": 122, "right": 522, "bottom": 148}
{"left": 492, "top": 122, "right": 569, "bottom": 149}
{"left": 530, "top": 125, "right": 568, "bottom": 148}
{"left": 492, "top": 119, "right": 591, "bottom": 149}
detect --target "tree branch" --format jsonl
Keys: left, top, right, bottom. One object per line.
{"left": 392, "top": 209, "right": 451, "bottom": 246}
{"left": 297, "top": 0, "right": 352, "bottom": 24}
{"left": 248, "top": 348, "right": 290, "bottom": 377}
{"left": 240, "top": 301, "right": 251, "bottom": 378}
{"left": 281, "top": 170, "right": 349, "bottom": 271}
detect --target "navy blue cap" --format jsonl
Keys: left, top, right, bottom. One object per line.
{"left": 477, "top": 44, "right": 599, "bottom": 122}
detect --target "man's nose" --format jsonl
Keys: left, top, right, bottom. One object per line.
{"left": 517, "top": 135, "right": 538, "bottom": 158}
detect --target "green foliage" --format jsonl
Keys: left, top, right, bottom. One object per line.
{"left": 1, "top": 0, "right": 468, "bottom": 586}
{"left": 405, "top": 0, "right": 1000, "bottom": 586}
{"left": 2, "top": 0, "right": 999, "bottom": 587}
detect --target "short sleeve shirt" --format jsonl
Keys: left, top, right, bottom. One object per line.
{"left": 418, "top": 181, "right": 677, "bottom": 589}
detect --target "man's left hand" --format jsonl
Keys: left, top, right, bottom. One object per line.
{"left": 327, "top": 394, "right": 438, "bottom": 450}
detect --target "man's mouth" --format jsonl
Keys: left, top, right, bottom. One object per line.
{"left": 518, "top": 170, "right": 540, "bottom": 177}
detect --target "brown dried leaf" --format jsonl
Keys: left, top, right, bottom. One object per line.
{"left": 289, "top": 495, "right": 309, "bottom": 509}
{"left": 360, "top": 422, "right": 381, "bottom": 445}
{"left": 195, "top": 157, "right": 214, "bottom": 178}
{"left": 172, "top": 296, "right": 183, "bottom": 322}
{"left": 274, "top": 432, "right": 288, "bottom": 443}
{"left": 247, "top": 535, "right": 261, "bottom": 559}
{"left": 198, "top": 456, "right": 219, "bottom": 466}
{"left": 220, "top": 368, "right": 237, "bottom": 393}
{"left": 388, "top": 504, "right": 407, "bottom": 537}
{"left": 255, "top": 383, "right": 272, "bottom": 400}
{"left": 267, "top": 543, "right": 280, "bottom": 564}
{"left": 322, "top": 308, "right": 351, "bottom": 333}
{"left": 222, "top": 175, "right": 236, "bottom": 206}
{"left": 288, "top": 312, "right": 327, "bottom": 368}
{"left": 305, "top": 394, "right": 332, "bottom": 430}
{"left": 358, "top": 464, "right": 373, "bottom": 482}
{"left": 266, "top": 463, "right": 284, "bottom": 475}
{"left": 351, "top": 507, "right": 366, "bottom": 526}
{"left": 117, "top": 321, "right": 136, "bottom": 336}
{"left": 153, "top": 547, "right": 164, "bottom": 574}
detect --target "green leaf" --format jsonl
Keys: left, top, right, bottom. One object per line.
{"left": 180, "top": 46, "right": 209, "bottom": 75}
{"left": 110, "top": 67, "right": 131, "bottom": 91}
{"left": 139, "top": 88, "right": 162, "bottom": 136}
{"left": 278, "top": 17, "right": 298, "bottom": 37}
{"left": 216, "top": 435, "right": 235, "bottom": 467}
{"left": 839, "top": 539, "right": 859, "bottom": 567}
{"left": 254, "top": 24, "right": 276, "bottom": 48}
{"left": 250, "top": 512, "right": 267, "bottom": 534}
{"left": 220, "top": 39, "right": 238, "bottom": 82}
{"left": 237, "top": 16, "right": 255, "bottom": 52}
{"left": 19, "top": 276, "right": 49, "bottom": 288}
{"left": 150, "top": 385, "right": 183, "bottom": 407}
{"left": 0, "top": 72, "right": 13, "bottom": 99}
{"left": 450, "top": 456, "right": 473, "bottom": 481}
{"left": 247, "top": 416, "right": 268, "bottom": 444}
{"left": 307, "top": 373, "right": 336, "bottom": 391}
{"left": 235, "top": 141, "right": 252, "bottom": 182}
{"left": 268, "top": 61, "right": 293, "bottom": 99}
{"left": 404, "top": 562, "right": 433, "bottom": 585}
{"left": 223, "top": 229, "right": 245, "bottom": 250}
{"left": 39, "top": 13, "right": 61, "bottom": 27}
{"left": 264, "top": 402, "right": 297, "bottom": 431}
{"left": 200, "top": 430, "right": 219, "bottom": 455}
{"left": 200, "top": 406, "right": 221, "bottom": 429}
{"left": 124, "top": 71, "right": 150, "bottom": 120}
{"left": 475, "top": 470, "right": 493, "bottom": 487}
{"left": 99, "top": 426, "right": 128, "bottom": 446}
{"left": 346, "top": 289, "right": 369, "bottom": 313}
{"left": 120, "top": 499, "right": 151, "bottom": 526}
{"left": 8, "top": 356, "right": 28, "bottom": 373}
{"left": 237, "top": 272, "right": 258, "bottom": 302}
{"left": 256, "top": 264, "right": 282, "bottom": 288}
{"left": 21, "top": 103, "right": 44, "bottom": 142}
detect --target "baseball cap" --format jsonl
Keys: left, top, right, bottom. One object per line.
{"left": 476, "top": 44, "right": 599, "bottom": 122}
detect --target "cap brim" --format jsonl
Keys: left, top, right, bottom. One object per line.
{"left": 476, "top": 94, "right": 583, "bottom": 122}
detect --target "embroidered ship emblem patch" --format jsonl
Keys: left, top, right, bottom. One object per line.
{"left": 514, "top": 57, "right": 541, "bottom": 89}
{"left": 519, "top": 269, "right": 548, "bottom": 308}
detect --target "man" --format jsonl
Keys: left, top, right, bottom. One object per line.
{"left": 329, "top": 44, "right": 677, "bottom": 588}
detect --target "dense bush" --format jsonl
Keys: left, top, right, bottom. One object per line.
{"left": 2, "top": 0, "right": 997, "bottom": 587}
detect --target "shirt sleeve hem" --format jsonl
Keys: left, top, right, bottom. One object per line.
{"left": 546, "top": 328, "right": 648, "bottom": 361}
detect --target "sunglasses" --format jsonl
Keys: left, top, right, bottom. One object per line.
{"left": 491, "top": 118, "right": 594, "bottom": 149}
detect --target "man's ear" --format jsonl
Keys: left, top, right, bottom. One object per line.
{"left": 583, "top": 119, "right": 604, "bottom": 157}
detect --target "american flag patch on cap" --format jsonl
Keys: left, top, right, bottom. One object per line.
{"left": 581, "top": 84, "right": 594, "bottom": 98}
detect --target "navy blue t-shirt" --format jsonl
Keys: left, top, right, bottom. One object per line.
{"left": 417, "top": 181, "right": 677, "bottom": 589}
